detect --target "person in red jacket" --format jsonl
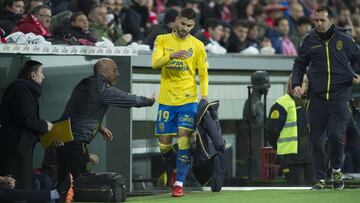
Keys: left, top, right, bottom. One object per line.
{"left": 12, "top": 5, "right": 51, "bottom": 37}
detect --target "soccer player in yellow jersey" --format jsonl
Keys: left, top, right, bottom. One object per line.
{"left": 151, "top": 8, "right": 208, "bottom": 197}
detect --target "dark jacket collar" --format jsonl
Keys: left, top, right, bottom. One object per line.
{"left": 16, "top": 79, "right": 42, "bottom": 98}
{"left": 315, "top": 24, "right": 335, "bottom": 41}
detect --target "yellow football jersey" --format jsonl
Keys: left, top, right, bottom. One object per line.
{"left": 151, "top": 32, "right": 209, "bottom": 106}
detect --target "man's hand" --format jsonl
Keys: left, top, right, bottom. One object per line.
{"left": 0, "top": 176, "right": 15, "bottom": 188}
{"left": 99, "top": 126, "right": 113, "bottom": 141}
{"left": 170, "top": 50, "right": 191, "bottom": 60}
{"left": 353, "top": 74, "right": 360, "bottom": 85}
{"left": 201, "top": 96, "right": 207, "bottom": 100}
{"left": 293, "top": 86, "right": 304, "bottom": 98}
{"left": 51, "top": 139, "right": 64, "bottom": 147}
{"left": 89, "top": 153, "right": 99, "bottom": 165}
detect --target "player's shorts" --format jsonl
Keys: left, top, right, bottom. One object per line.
{"left": 155, "top": 102, "right": 198, "bottom": 136}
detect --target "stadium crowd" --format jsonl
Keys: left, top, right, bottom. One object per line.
{"left": 1, "top": 0, "right": 360, "bottom": 55}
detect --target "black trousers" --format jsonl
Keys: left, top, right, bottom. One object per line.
{"left": 57, "top": 141, "right": 90, "bottom": 182}
{"left": 309, "top": 99, "right": 350, "bottom": 180}
{"left": 282, "top": 163, "right": 313, "bottom": 186}
{"left": 0, "top": 139, "right": 35, "bottom": 190}
{"left": 0, "top": 185, "right": 50, "bottom": 202}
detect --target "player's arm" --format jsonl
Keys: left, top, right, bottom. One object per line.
{"left": 197, "top": 43, "right": 209, "bottom": 99}
{"left": 152, "top": 36, "right": 171, "bottom": 70}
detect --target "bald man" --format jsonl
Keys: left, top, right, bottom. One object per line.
{"left": 56, "top": 58, "right": 155, "bottom": 182}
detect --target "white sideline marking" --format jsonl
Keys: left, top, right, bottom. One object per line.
{"left": 199, "top": 187, "right": 311, "bottom": 191}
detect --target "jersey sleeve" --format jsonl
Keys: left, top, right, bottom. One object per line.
{"left": 196, "top": 43, "right": 209, "bottom": 97}
{"left": 151, "top": 35, "right": 171, "bottom": 70}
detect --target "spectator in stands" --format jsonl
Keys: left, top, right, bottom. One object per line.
{"left": 144, "top": 8, "right": 178, "bottom": 49}
{"left": 0, "top": 60, "right": 53, "bottom": 190}
{"left": 227, "top": 20, "right": 251, "bottom": 53}
{"left": 198, "top": 0, "right": 220, "bottom": 28}
{"left": 352, "top": 16, "right": 360, "bottom": 43}
{"left": 290, "top": 16, "right": 312, "bottom": 49}
{"left": 235, "top": 0, "right": 257, "bottom": 21}
{"left": 113, "top": 0, "right": 143, "bottom": 42}
{"left": 336, "top": 5, "right": 351, "bottom": 27}
{"left": 196, "top": 18, "right": 227, "bottom": 54}
{"left": 0, "top": 0, "right": 25, "bottom": 36}
{"left": 287, "top": 2, "right": 304, "bottom": 37}
{"left": 247, "top": 21, "right": 261, "bottom": 48}
{"left": 27, "top": 0, "right": 44, "bottom": 13}
{"left": 102, "top": 0, "right": 116, "bottom": 23}
{"left": 56, "top": 58, "right": 155, "bottom": 182}
{"left": 131, "top": 0, "right": 150, "bottom": 34}
{"left": 252, "top": 3, "right": 267, "bottom": 40}
{"left": 267, "top": 17, "right": 297, "bottom": 55}
{"left": 59, "top": 11, "right": 97, "bottom": 45}
{"left": 267, "top": 74, "right": 313, "bottom": 186}
{"left": 246, "top": 21, "right": 275, "bottom": 55}
{"left": 88, "top": 4, "right": 132, "bottom": 46}
{"left": 0, "top": 175, "right": 73, "bottom": 202}
{"left": 13, "top": 5, "right": 52, "bottom": 37}
{"left": 264, "top": 3, "right": 287, "bottom": 28}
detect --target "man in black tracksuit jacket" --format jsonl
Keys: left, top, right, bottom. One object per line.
{"left": 57, "top": 58, "right": 155, "bottom": 183}
{"left": 292, "top": 6, "right": 360, "bottom": 190}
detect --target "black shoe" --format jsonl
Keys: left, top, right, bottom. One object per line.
{"left": 56, "top": 173, "right": 74, "bottom": 203}
{"left": 331, "top": 169, "right": 344, "bottom": 190}
{"left": 311, "top": 179, "right": 325, "bottom": 190}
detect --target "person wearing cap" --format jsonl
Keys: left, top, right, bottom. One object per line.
{"left": 264, "top": 3, "right": 288, "bottom": 28}
{"left": 292, "top": 6, "right": 360, "bottom": 190}
{"left": 144, "top": 8, "right": 178, "bottom": 50}
{"left": 0, "top": 60, "right": 53, "bottom": 190}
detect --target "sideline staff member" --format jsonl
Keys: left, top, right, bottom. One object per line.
{"left": 57, "top": 58, "right": 155, "bottom": 182}
{"left": 292, "top": 6, "right": 360, "bottom": 190}
{"left": 0, "top": 60, "right": 53, "bottom": 190}
{"left": 267, "top": 74, "right": 312, "bottom": 186}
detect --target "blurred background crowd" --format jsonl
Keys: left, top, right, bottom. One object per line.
{"left": 0, "top": 0, "right": 360, "bottom": 54}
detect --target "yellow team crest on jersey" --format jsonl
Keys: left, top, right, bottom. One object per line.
{"left": 336, "top": 40, "right": 343, "bottom": 51}
{"left": 270, "top": 110, "right": 280, "bottom": 119}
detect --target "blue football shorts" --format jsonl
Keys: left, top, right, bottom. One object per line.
{"left": 155, "top": 102, "right": 198, "bottom": 136}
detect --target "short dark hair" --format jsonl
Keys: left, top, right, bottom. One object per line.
{"left": 89, "top": 4, "right": 107, "bottom": 15}
{"left": 70, "top": 11, "right": 86, "bottom": 22}
{"left": 31, "top": 5, "right": 50, "bottom": 15}
{"left": 315, "top": 6, "right": 334, "bottom": 19}
{"left": 179, "top": 8, "right": 196, "bottom": 20}
{"left": 233, "top": 20, "right": 248, "bottom": 29}
{"left": 204, "top": 18, "right": 221, "bottom": 31}
{"left": 296, "top": 16, "right": 312, "bottom": 27}
{"left": 247, "top": 21, "right": 258, "bottom": 30}
{"left": 5, "top": 0, "right": 23, "bottom": 7}
{"left": 17, "top": 60, "right": 43, "bottom": 80}
{"left": 164, "top": 9, "right": 178, "bottom": 24}
{"left": 274, "top": 16, "right": 288, "bottom": 27}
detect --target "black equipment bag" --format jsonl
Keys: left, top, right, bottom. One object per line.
{"left": 74, "top": 172, "right": 127, "bottom": 202}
